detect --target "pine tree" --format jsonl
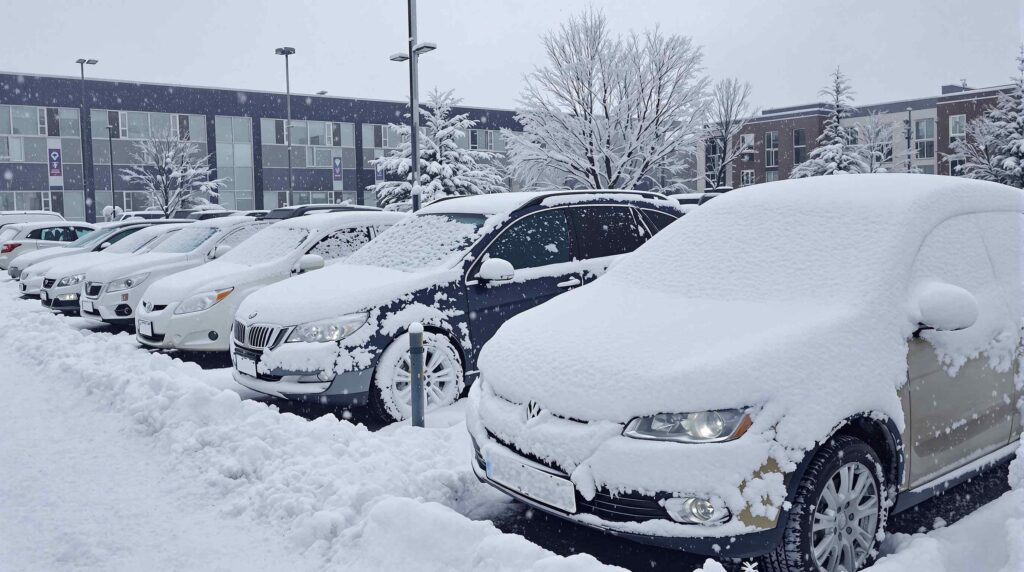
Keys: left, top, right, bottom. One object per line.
{"left": 988, "top": 46, "right": 1024, "bottom": 188}
{"left": 791, "top": 67, "right": 867, "bottom": 178}
{"left": 369, "top": 89, "right": 508, "bottom": 208}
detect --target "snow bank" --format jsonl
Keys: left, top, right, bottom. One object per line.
{"left": 0, "top": 285, "right": 615, "bottom": 571}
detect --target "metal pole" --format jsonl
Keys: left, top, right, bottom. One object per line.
{"left": 79, "top": 62, "right": 90, "bottom": 222}
{"left": 407, "top": 0, "right": 421, "bottom": 212}
{"left": 906, "top": 107, "right": 912, "bottom": 173}
{"left": 408, "top": 321, "right": 425, "bottom": 427}
{"left": 107, "top": 125, "right": 116, "bottom": 220}
{"left": 284, "top": 54, "right": 294, "bottom": 207}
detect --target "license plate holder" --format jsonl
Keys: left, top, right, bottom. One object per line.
{"left": 236, "top": 355, "right": 258, "bottom": 377}
{"left": 139, "top": 320, "right": 153, "bottom": 337}
{"left": 485, "top": 449, "right": 577, "bottom": 513}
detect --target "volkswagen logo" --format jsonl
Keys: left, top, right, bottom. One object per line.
{"left": 525, "top": 401, "right": 543, "bottom": 420}
{"left": 248, "top": 311, "right": 258, "bottom": 320}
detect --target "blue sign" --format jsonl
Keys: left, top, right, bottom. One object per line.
{"left": 48, "top": 148, "right": 62, "bottom": 176}
{"left": 332, "top": 157, "right": 343, "bottom": 181}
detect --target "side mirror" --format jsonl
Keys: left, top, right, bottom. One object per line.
{"left": 297, "top": 254, "right": 325, "bottom": 273}
{"left": 211, "top": 244, "right": 232, "bottom": 259}
{"left": 99, "top": 241, "right": 112, "bottom": 250}
{"left": 477, "top": 257, "right": 515, "bottom": 283}
{"left": 915, "top": 281, "right": 978, "bottom": 332}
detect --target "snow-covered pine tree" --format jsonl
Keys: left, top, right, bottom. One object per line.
{"left": 791, "top": 67, "right": 867, "bottom": 178}
{"left": 369, "top": 89, "right": 508, "bottom": 208}
{"left": 119, "top": 136, "right": 227, "bottom": 218}
{"left": 986, "top": 46, "right": 1024, "bottom": 188}
{"left": 947, "top": 117, "right": 1005, "bottom": 181}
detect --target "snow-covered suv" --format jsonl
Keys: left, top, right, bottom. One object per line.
{"left": 231, "top": 191, "right": 683, "bottom": 422}
{"left": 80, "top": 216, "right": 267, "bottom": 327}
{"left": 468, "top": 175, "right": 1023, "bottom": 572}
{"left": 135, "top": 211, "right": 406, "bottom": 353}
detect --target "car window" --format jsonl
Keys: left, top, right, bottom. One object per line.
{"left": 347, "top": 213, "right": 487, "bottom": 272}
{"left": 221, "top": 225, "right": 310, "bottom": 266}
{"left": 640, "top": 209, "right": 679, "bottom": 233}
{"left": 71, "top": 227, "right": 95, "bottom": 240}
{"left": 217, "top": 223, "right": 265, "bottom": 249}
{"left": 308, "top": 227, "right": 372, "bottom": 260}
{"left": 570, "top": 206, "right": 647, "bottom": 259}
{"left": 151, "top": 226, "right": 219, "bottom": 253}
{"left": 101, "top": 227, "right": 144, "bottom": 248}
{"left": 485, "top": 209, "right": 572, "bottom": 270}
{"left": 26, "top": 228, "right": 47, "bottom": 240}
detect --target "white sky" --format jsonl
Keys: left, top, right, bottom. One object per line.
{"left": 2, "top": 0, "right": 1022, "bottom": 111}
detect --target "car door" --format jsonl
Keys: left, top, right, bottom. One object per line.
{"left": 568, "top": 205, "right": 652, "bottom": 284}
{"left": 465, "top": 208, "right": 578, "bottom": 352}
{"left": 905, "top": 213, "right": 1017, "bottom": 488}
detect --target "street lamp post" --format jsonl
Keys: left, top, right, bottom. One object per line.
{"left": 905, "top": 107, "right": 913, "bottom": 173}
{"left": 275, "top": 47, "right": 296, "bottom": 207}
{"left": 106, "top": 125, "right": 116, "bottom": 219}
{"left": 389, "top": 0, "right": 436, "bottom": 212}
{"left": 76, "top": 58, "right": 98, "bottom": 222}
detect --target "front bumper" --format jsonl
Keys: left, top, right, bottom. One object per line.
{"left": 80, "top": 285, "right": 139, "bottom": 326}
{"left": 135, "top": 300, "right": 234, "bottom": 352}
{"left": 18, "top": 275, "right": 42, "bottom": 296}
{"left": 40, "top": 286, "right": 81, "bottom": 314}
{"left": 231, "top": 343, "right": 373, "bottom": 405}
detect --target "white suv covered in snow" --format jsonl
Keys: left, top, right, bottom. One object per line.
{"left": 135, "top": 210, "right": 406, "bottom": 352}
{"left": 80, "top": 216, "right": 267, "bottom": 327}
{"left": 468, "top": 175, "right": 1023, "bottom": 572}
{"left": 0, "top": 221, "right": 95, "bottom": 269}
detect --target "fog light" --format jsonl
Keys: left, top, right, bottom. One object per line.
{"left": 208, "top": 331, "right": 219, "bottom": 341}
{"left": 663, "top": 497, "right": 724, "bottom": 524}
{"left": 58, "top": 293, "right": 79, "bottom": 301}
{"left": 115, "top": 304, "right": 133, "bottom": 317}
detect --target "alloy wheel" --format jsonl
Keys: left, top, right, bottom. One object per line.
{"left": 810, "top": 461, "right": 880, "bottom": 572}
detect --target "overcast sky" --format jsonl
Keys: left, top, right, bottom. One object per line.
{"left": 2, "top": 0, "right": 1022, "bottom": 111}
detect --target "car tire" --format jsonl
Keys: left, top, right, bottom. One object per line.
{"left": 368, "top": 330, "right": 464, "bottom": 423}
{"left": 758, "top": 435, "right": 887, "bottom": 572}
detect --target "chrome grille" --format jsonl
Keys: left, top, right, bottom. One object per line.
{"left": 233, "top": 320, "right": 245, "bottom": 344}
{"left": 42, "top": 278, "right": 56, "bottom": 289}
{"left": 85, "top": 282, "right": 103, "bottom": 297}
{"left": 234, "top": 321, "right": 282, "bottom": 350}
{"left": 248, "top": 325, "right": 275, "bottom": 348}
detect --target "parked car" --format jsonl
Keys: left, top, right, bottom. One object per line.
{"left": 239, "top": 210, "right": 269, "bottom": 220}
{"left": 117, "top": 211, "right": 166, "bottom": 220}
{"left": 79, "top": 216, "right": 267, "bottom": 327}
{"left": 263, "top": 204, "right": 381, "bottom": 220}
{"left": 668, "top": 192, "right": 722, "bottom": 205}
{"left": 38, "top": 223, "right": 189, "bottom": 316}
{"left": 230, "top": 191, "right": 684, "bottom": 421}
{"left": 135, "top": 210, "right": 406, "bottom": 352}
{"left": 467, "top": 175, "right": 1023, "bottom": 572}
{"left": 11, "top": 219, "right": 189, "bottom": 289}
{"left": 0, "top": 210, "right": 64, "bottom": 230}
{"left": 186, "top": 210, "right": 238, "bottom": 220}
{"left": 0, "top": 221, "right": 95, "bottom": 269}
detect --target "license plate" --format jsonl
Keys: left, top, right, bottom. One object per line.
{"left": 82, "top": 300, "right": 94, "bottom": 313}
{"left": 485, "top": 449, "right": 577, "bottom": 513}
{"left": 236, "top": 355, "right": 258, "bottom": 377}
{"left": 40, "top": 291, "right": 48, "bottom": 301}
{"left": 139, "top": 320, "right": 153, "bottom": 337}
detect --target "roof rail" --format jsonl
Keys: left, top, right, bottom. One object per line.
{"left": 521, "top": 189, "right": 668, "bottom": 208}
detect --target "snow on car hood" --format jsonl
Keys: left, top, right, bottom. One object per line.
{"left": 238, "top": 263, "right": 458, "bottom": 327}
{"left": 86, "top": 252, "right": 190, "bottom": 283}
{"left": 40, "top": 251, "right": 130, "bottom": 280}
{"left": 12, "top": 246, "right": 85, "bottom": 271}
{"left": 143, "top": 258, "right": 289, "bottom": 304}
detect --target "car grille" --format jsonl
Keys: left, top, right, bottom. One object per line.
{"left": 233, "top": 320, "right": 285, "bottom": 350}
{"left": 85, "top": 282, "right": 103, "bottom": 297}
{"left": 42, "top": 278, "right": 56, "bottom": 289}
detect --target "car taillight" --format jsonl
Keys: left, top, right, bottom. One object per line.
{"left": 1, "top": 243, "right": 21, "bottom": 254}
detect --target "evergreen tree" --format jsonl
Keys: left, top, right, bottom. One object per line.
{"left": 791, "top": 67, "right": 867, "bottom": 178}
{"left": 987, "top": 46, "right": 1024, "bottom": 187}
{"left": 369, "top": 89, "right": 508, "bottom": 208}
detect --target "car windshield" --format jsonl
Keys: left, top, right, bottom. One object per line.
{"left": 346, "top": 213, "right": 487, "bottom": 272}
{"left": 66, "top": 226, "right": 117, "bottom": 249}
{"left": 150, "top": 226, "right": 219, "bottom": 254}
{"left": 220, "top": 225, "right": 310, "bottom": 266}
{"left": 105, "top": 228, "right": 177, "bottom": 254}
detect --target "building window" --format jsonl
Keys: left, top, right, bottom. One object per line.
{"left": 948, "top": 157, "right": 965, "bottom": 176}
{"left": 740, "top": 170, "right": 755, "bottom": 186}
{"left": 918, "top": 165, "right": 935, "bottom": 175}
{"left": 914, "top": 118, "right": 935, "bottom": 159}
{"left": 765, "top": 170, "right": 779, "bottom": 183}
{"left": 765, "top": 131, "right": 778, "bottom": 168}
{"left": 740, "top": 133, "right": 755, "bottom": 161}
{"left": 793, "top": 129, "right": 807, "bottom": 164}
{"left": 949, "top": 114, "right": 966, "bottom": 140}
{"left": 91, "top": 110, "right": 203, "bottom": 141}
{"left": 466, "top": 129, "right": 504, "bottom": 151}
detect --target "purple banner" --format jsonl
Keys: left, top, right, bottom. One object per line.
{"left": 48, "top": 148, "right": 62, "bottom": 177}
{"left": 332, "top": 157, "right": 343, "bottom": 181}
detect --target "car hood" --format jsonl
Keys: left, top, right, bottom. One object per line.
{"left": 478, "top": 280, "right": 909, "bottom": 451}
{"left": 238, "top": 263, "right": 457, "bottom": 326}
{"left": 41, "top": 251, "right": 129, "bottom": 280}
{"left": 86, "top": 252, "right": 189, "bottom": 283}
{"left": 143, "top": 257, "right": 295, "bottom": 305}
{"left": 13, "top": 246, "right": 84, "bottom": 271}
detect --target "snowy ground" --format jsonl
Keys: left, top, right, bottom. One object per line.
{"left": 0, "top": 277, "right": 1021, "bottom": 571}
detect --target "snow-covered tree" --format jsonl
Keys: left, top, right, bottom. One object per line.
{"left": 985, "top": 46, "right": 1024, "bottom": 187}
{"left": 504, "top": 9, "right": 709, "bottom": 192}
{"left": 369, "top": 89, "right": 508, "bottom": 208}
{"left": 791, "top": 67, "right": 867, "bottom": 178}
{"left": 704, "top": 78, "right": 757, "bottom": 189}
{"left": 120, "top": 137, "right": 227, "bottom": 218}
{"left": 853, "top": 111, "right": 894, "bottom": 173}
{"left": 946, "top": 118, "right": 1005, "bottom": 181}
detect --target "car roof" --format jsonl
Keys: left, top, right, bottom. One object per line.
{"left": 0, "top": 210, "right": 64, "bottom": 216}
{"left": 420, "top": 190, "right": 679, "bottom": 216}
{"left": 3, "top": 221, "right": 94, "bottom": 232}
{"left": 274, "top": 210, "right": 408, "bottom": 230}
{"left": 189, "top": 215, "right": 259, "bottom": 229}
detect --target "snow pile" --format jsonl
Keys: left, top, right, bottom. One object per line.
{"left": 0, "top": 286, "right": 615, "bottom": 571}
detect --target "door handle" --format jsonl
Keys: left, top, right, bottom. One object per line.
{"left": 557, "top": 278, "right": 581, "bottom": 288}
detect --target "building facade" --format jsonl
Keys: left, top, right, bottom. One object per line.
{"left": 0, "top": 72, "right": 519, "bottom": 221}
{"left": 698, "top": 84, "right": 1008, "bottom": 191}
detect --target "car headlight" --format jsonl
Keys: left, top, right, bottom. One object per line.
{"left": 107, "top": 273, "right": 150, "bottom": 293}
{"left": 622, "top": 409, "right": 752, "bottom": 443}
{"left": 174, "top": 287, "right": 234, "bottom": 315}
{"left": 56, "top": 273, "right": 85, "bottom": 287}
{"left": 286, "top": 313, "right": 368, "bottom": 343}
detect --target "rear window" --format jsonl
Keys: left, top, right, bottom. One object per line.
{"left": 570, "top": 206, "right": 647, "bottom": 259}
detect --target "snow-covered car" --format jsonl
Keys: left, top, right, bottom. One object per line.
{"left": 135, "top": 211, "right": 406, "bottom": 352}
{"left": 0, "top": 210, "right": 64, "bottom": 230}
{"left": 231, "top": 191, "right": 684, "bottom": 422}
{"left": 0, "top": 221, "right": 95, "bottom": 269}
{"left": 12, "top": 219, "right": 187, "bottom": 290}
{"left": 38, "top": 223, "right": 189, "bottom": 316}
{"left": 80, "top": 216, "right": 267, "bottom": 327}
{"left": 467, "top": 175, "right": 1024, "bottom": 572}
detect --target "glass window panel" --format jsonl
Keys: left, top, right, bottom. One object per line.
{"left": 149, "top": 113, "right": 172, "bottom": 138}
{"left": 0, "top": 136, "right": 8, "bottom": 160}
{"left": 341, "top": 151, "right": 355, "bottom": 169}
{"left": 387, "top": 125, "right": 402, "bottom": 148}
{"left": 260, "top": 118, "right": 279, "bottom": 145}
{"left": 290, "top": 145, "right": 306, "bottom": 167}
{"left": 234, "top": 190, "right": 254, "bottom": 210}
{"left": 189, "top": 115, "right": 207, "bottom": 141}
{"left": 59, "top": 108, "right": 80, "bottom": 137}
{"left": 15, "top": 191, "right": 42, "bottom": 210}
{"left": 0, "top": 105, "right": 10, "bottom": 134}
{"left": 315, "top": 147, "right": 332, "bottom": 167}
{"left": 234, "top": 167, "right": 253, "bottom": 190}
{"left": 487, "top": 210, "right": 572, "bottom": 269}
{"left": 218, "top": 190, "right": 236, "bottom": 210}
{"left": 46, "top": 108, "right": 61, "bottom": 137}
{"left": 219, "top": 168, "right": 235, "bottom": 190}
{"left": 38, "top": 108, "right": 47, "bottom": 135}
{"left": 232, "top": 116, "right": 251, "bottom": 142}
{"left": 289, "top": 120, "right": 308, "bottom": 146}
{"left": 92, "top": 139, "right": 108, "bottom": 164}
{"left": 361, "top": 124, "right": 374, "bottom": 149}
{"left": 11, "top": 106, "right": 36, "bottom": 134}
{"left": 233, "top": 143, "right": 252, "bottom": 167}
{"left": 103, "top": 110, "right": 120, "bottom": 139}
{"left": 177, "top": 115, "right": 190, "bottom": 140}
{"left": 217, "top": 142, "right": 234, "bottom": 166}
{"left": 23, "top": 137, "right": 47, "bottom": 162}
{"left": 261, "top": 145, "right": 288, "bottom": 168}
{"left": 307, "top": 121, "right": 327, "bottom": 146}
{"left": 61, "top": 137, "right": 82, "bottom": 163}
{"left": 127, "top": 112, "right": 150, "bottom": 139}
{"left": 215, "top": 116, "right": 233, "bottom": 142}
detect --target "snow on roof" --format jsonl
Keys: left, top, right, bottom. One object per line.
{"left": 418, "top": 192, "right": 549, "bottom": 215}
{"left": 274, "top": 210, "right": 408, "bottom": 230}
{"left": 5, "top": 220, "right": 94, "bottom": 231}
{"left": 189, "top": 214, "right": 260, "bottom": 229}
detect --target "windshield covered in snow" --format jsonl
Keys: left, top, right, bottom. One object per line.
{"left": 220, "top": 225, "right": 310, "bottom": 266}
{"left": 66, "top": 227, "right": 116, "bottom": 249}
{"left": 106, "top": 228, "right": 178, "bottom": 254}
{"left": 150, "top": 227, "right": 219, "bottom": 254}
{"left": 346, "top": 213, "right": 487, "bottom": 272}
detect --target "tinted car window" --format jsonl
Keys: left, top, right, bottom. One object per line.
{"left": 640, "top": 209, "right": 678, "bottom": 233}
{"left": 486, "top": 209, "right": 572, "bottom": 270}
{"left": 72, "top": 226, "right": 94, "bottom": 240}
{"left": 218, "top": 223, "right": 264, "bottom": 248}
{"left": 309, "top": 227, "right": 371, "bottom": 260}
{"left": 102, "top": 227, "right": 144, "bottom": 247}
{"left": 571, "top": 206, "right": 646, "bottom": 259}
